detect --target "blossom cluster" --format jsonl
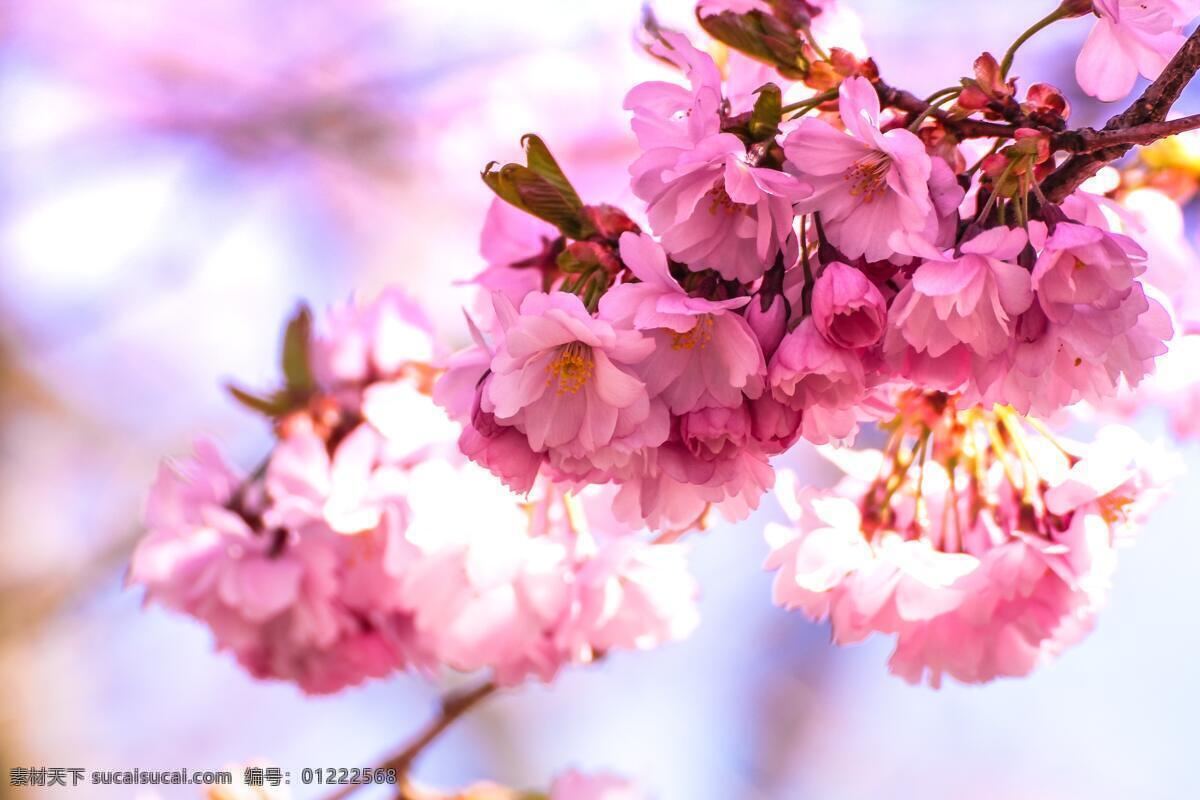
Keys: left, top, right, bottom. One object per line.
{"left": 130, "top": 292, "right": 699, "bottom": 694}
{"left": 456, "top": 8, "right": 1186, "bottom": 534}
{"left": 765, "top": 392, "right": 1180, "bottom": 686}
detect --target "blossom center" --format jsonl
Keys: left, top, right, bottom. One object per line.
{"left": 1098, "top": 493, "right": 1134, "bottom": 525}
{"left": 545, "top": 341, "right": 595, "bottom": 395}
{"left": 705, "top": 181, "right": 748, "bottom": 216}
{"left": 843, "top": 151, "right": 892, "bottom": 203}
{"left": 671, "top": 315, "right": 715, "bottom": 350}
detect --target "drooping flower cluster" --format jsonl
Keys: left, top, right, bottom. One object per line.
{"left": 765, "top": 391, "right": 1181, "bottom": 685}
{"left": 456, "top": 17, "right": 1182, "bottom": 532}
{"left": 130, "top": 292, "right": 700, "bottom": 694}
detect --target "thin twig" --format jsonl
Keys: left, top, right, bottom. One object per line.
{"left": 323, "top": 680, "right": 499, "bottom": 800}
{"left": 874, "top": 79, "right": 1018, "bottom": 139}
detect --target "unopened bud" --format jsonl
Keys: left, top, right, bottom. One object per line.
{"left": 1058, "top": 0, "right": 1095, "bottom": 18}
{"left": 747, "top": 294, "right": 789, "bottom": 360}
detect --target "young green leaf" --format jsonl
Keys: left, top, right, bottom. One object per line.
{"left": 750, "top": 83, "right": 784, "bottom": 140}
{"left": 280, "top": 304, "right": 315, "bottom": 395}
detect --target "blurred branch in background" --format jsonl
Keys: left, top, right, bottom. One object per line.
{"left": 0, "top": 333, "right": 138, "bottom": 800}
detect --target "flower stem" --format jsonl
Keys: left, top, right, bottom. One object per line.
{"left": 1000, "top": 6, "right": 1071, "bottom": 79}
{"left": 782, "top": 87, "right": 840, "bottom": 118}
{"left": 799, "top": 216, "right": 815, "bottom": 316}
{"left": 908, "top": 89, "right": 960, "bottom": 131}
{"left": 800, "top": 25, "right": 830, "bottom": 62}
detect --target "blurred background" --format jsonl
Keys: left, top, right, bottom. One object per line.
{"left": 1, "top": 1, "right": 1198, "bottom": 798}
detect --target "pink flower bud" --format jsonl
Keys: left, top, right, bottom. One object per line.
{"left": 810, "top": 262, "right": 887, "bottom": 349}
{"left": 680, "top": 404, "right": 751, "bottom": 462}
{"left": 748, "top": 395, "right": 803, "bottom": 455}
{"left": 1058, "top": 0, "right": 1094, "bottom": 18}
{"left": 584, "top": 203, "right": 640, "bottom": 241}
{"left": 1023, "top": 83, "right": 1071, "bottom": 125}
{"left": 746, "top": 295, "right": 789, "bottom": 360}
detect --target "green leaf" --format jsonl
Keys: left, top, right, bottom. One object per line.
{"left": 227, "top": 384, "right": 291, "bottom": 417}
{"left": 750, "top": 83, "right": 783, "bottom": 140}
{"left": 280, "top": 304, "right": 315, "bottom": 395}
{"left": 698, "top": 10, "right": 808, "bottom": 79}
{"left": 481, "top": 160, "right": 524, "bottom": 208}
{"left": 482, "top": 139, "right": 596, "bottom": 240}
{"left": 521, "top": 134, "right": 584, "bottom": 211}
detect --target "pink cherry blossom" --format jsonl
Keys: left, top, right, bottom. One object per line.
{"left": 265, "top": 424, "right": 407, "bottom": 536}
{"left": 811, "top": 261, "right": 888, "bottom": 348}
{"left": 401, "top": 464, "right": 699, "bottom": 684}
{"left": 614, "top": 417, "right": 775, "bottom": 531}
{"left": 472, "top": 197, "right": 558, "bottom": 312}
{"left": 631, "top": 132, "right": 810, "bottom": 282}
{"left": 1077, "top": 0, "right": 1200, "bottom": 101}
{"left": 131, "top": 439, "right": 427, "bottom": 694}
{"left": 886, "top": 227, "right": 1033, "bottom": 383}
{"left": 433, "top": 318, "right": 547, "bottom": 493}
{"left": 764, "top": 482, "right": 872, "bottom": 620}
{"left": 764, "top": 403, "right": 1179, "bottom": 687}
{"left": 748, "top": 394, "right": 805, "bottom": 454}
{"left": 401, "top": 462, "right": 577, "bottom": 684}
{"left": 312, "top": 288, "right": 437, "bottom": 391}
{"left": 459, "top": 399, "right": 546, "bottom": 494}
{"left": 1031, "top": 221, "right": 1145, "bottom": 323}
{"left": 600, "top": 233, "right": 765, "bottom": 413}
{"left": 783, "top": 76, "right": 933, "bottom": 263}
{"left": 360, "top": 377, "right": 461, "bottom": 464}
{"left": 484, "top": 292, "right": 658, "bottom": 460}
{"left": 768, "top": 318, "right": 867, "bottom": 444}
{"left": 550, "top": 770, "right": 648, "bottom": 800}
{"left": 557, "top": 533, "right": 700, "bottom": 655}
{"left": 624, "top": 30, "right": 723, "bottom": 151}
{"left": 765, "top": 471, "right": 978, "bottom": 652}
{"left": 978, "top": 281, "right": 1172, "bottom": 415}
{"left": 1044, "top": 425, "right": 1183, "bottom": 522}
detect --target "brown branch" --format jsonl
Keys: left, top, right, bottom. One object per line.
{"left": 323, "top": 680, "right": 499, "bottom": 800}
{"left": 1052, "top": 113, "right": 1200, "bottom": 153}
{"left": 875, "top": 80, "right": 1019, "bottom": 139}
{"left": 1042, "top": 26, "right": 1200, "bottom": 202}
{"left": 0, "top": 528, "right": 143, "bottom": 640}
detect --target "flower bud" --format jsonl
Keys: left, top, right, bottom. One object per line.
{"left": 1058, "top": 0, "right": 1094, "bottom": 18}
{"left": 810, "top": 262, "right": 887, "bottom": 349}
{"left": 584, "top": 203, "right": 640, "bottom": 241}
{"left": 746, "top": 294, "right": 789, "bottom": 359}
{"left": 749, "top": 395, "right": 804, "bottom": 455}
{"left": 1023, "top": 83, "right": 1071, "bottom": 126}
{"left": 680, "top": 405, "right": 751, "bottom": 461}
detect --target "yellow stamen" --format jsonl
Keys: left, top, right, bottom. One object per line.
{"left": 545, "top": 341, "right": 595, "bottom": 395}
{"left": 1099, "top": 494, "right": 1134, "bottom": 525}
{"left": 843, "top": 151, "right": 892, "bottom": 203}
{"left": 671, "top": 315, "right": 715, "bottom": 350}
{"left": 705, "top": 180, "right": 749, "bottom": 216}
